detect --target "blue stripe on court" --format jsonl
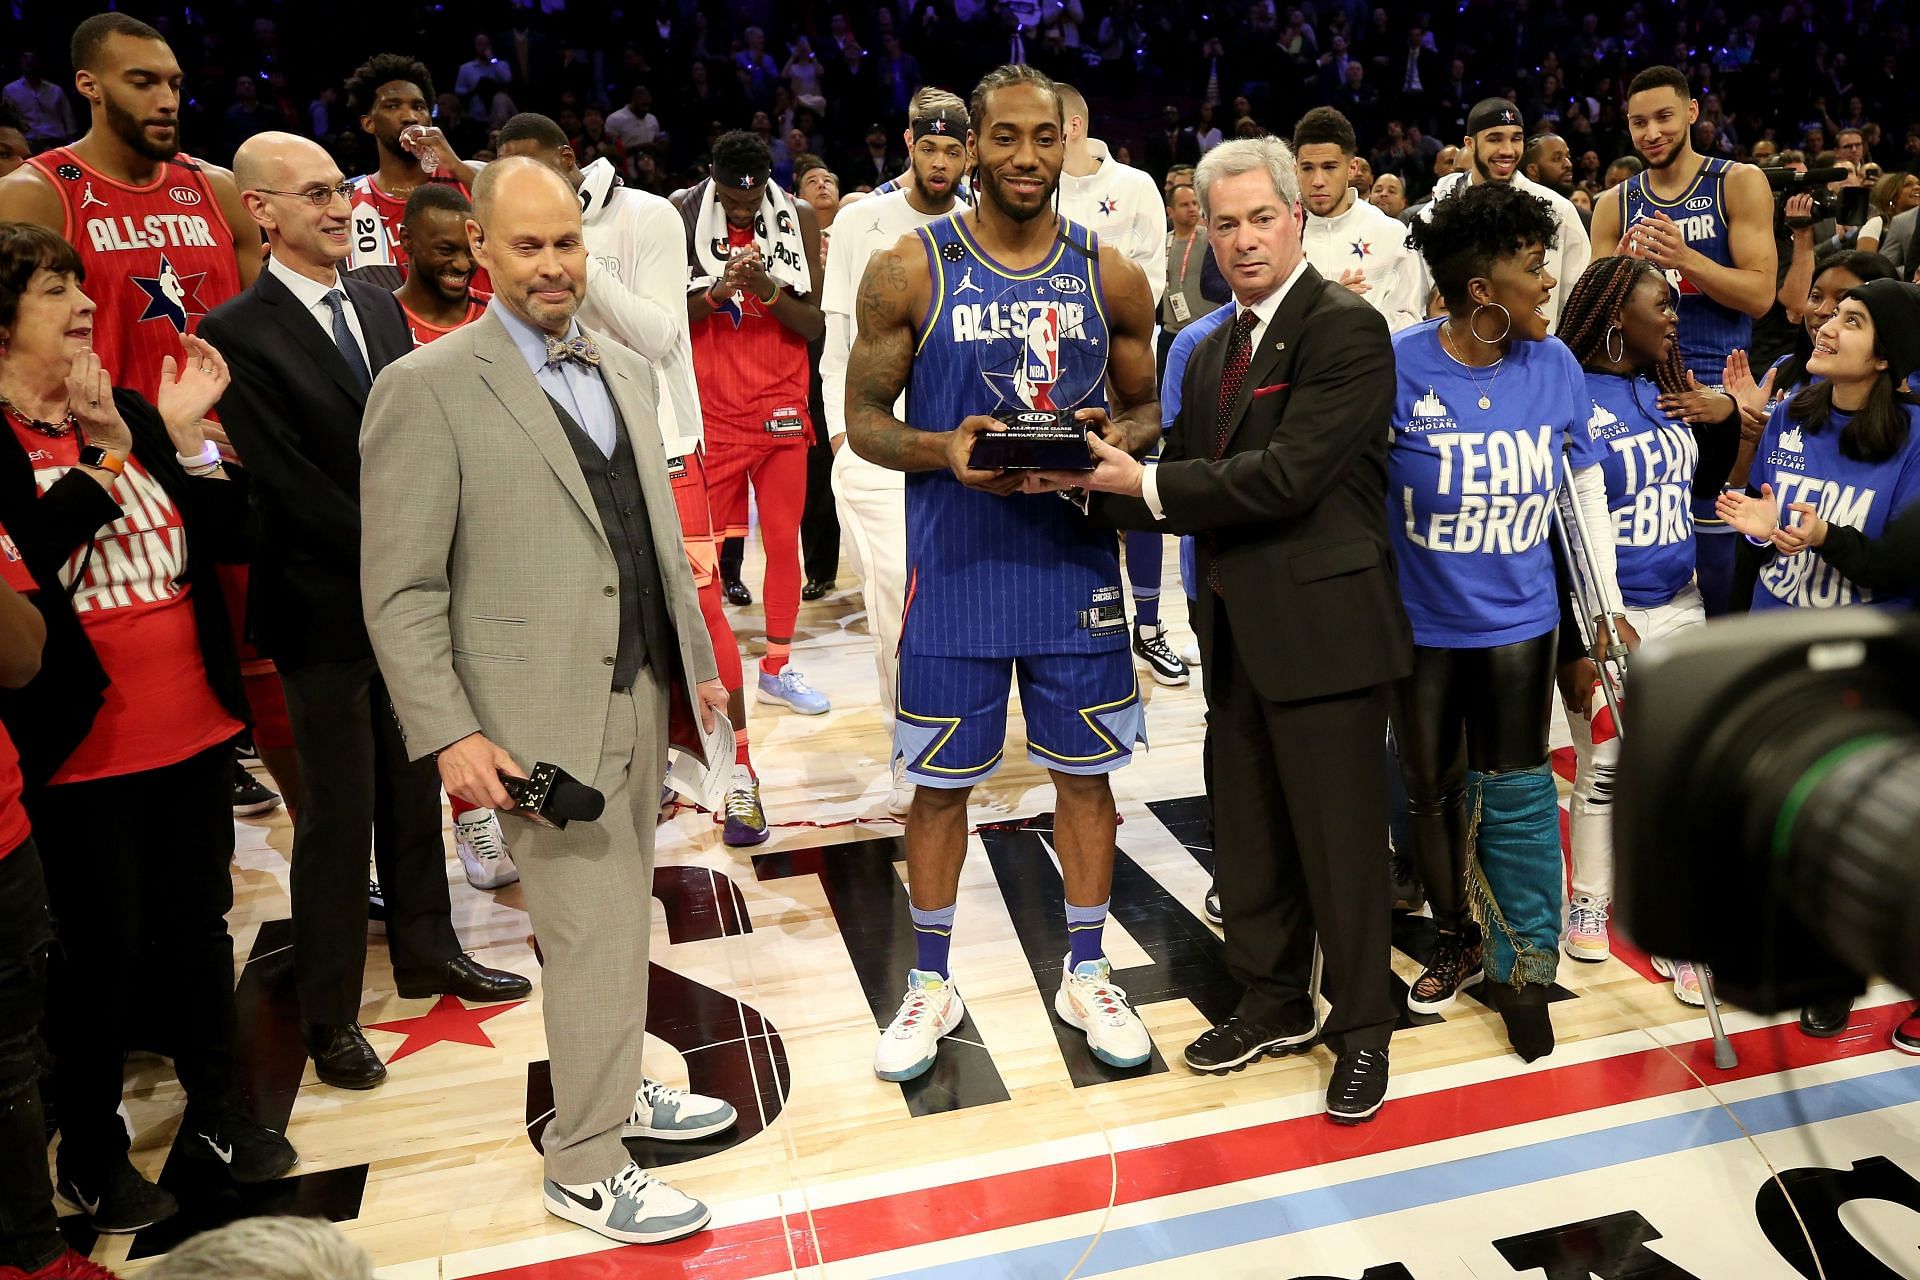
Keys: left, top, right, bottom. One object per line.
{"left": 877, "top": 1061, "right": 1920, "bottom": 1279}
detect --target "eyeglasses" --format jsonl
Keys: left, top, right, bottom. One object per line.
{"left": 254, "top": 181, "right": 355, "bottom": 207}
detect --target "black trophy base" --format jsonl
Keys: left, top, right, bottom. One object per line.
{"left": 968, "top": 409, "right": 1096, "bottom": 471}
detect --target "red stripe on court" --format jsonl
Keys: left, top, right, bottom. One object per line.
{"left": 469, "top": 1002, "right": 1908, "bottom": 1278}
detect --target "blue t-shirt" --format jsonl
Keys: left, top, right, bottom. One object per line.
{"left": 901, "top": 213, "right": 1120, "bottom": 656}
{"left": 1388, "top": 321, "right": 1605, "bottom": 647}
{"left": 1582, "top": 370, "right": 1699, "bottom": 607}
{"left": 1749, "top": 399, "right": 1920, "bottom": 610}
{"left": 1162, "top": 304, "right": 1233, "bottom": 427}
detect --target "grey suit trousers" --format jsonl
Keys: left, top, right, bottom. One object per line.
{"left": 503, "top": 671, "right": 667, "bottom": 1184}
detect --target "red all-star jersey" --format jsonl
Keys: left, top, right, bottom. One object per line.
{"left": 401, "top": 292, "right": 489, "bottom": 347}
{"left": 346, "top": 174, "right": 490, "bottom": 293}
{"left": 25, "top": 147, "right": 243, "bottom": 404}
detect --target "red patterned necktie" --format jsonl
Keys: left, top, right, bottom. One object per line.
{"left": 1206, "top": 308, "right": 1261, "bottom": 594}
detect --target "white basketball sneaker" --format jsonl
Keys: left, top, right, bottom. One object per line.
{"left": 543, "top": 1160, "right": 709, "bottom": 1245}
{"left": 873, "top": 969, "right": 965, "bottom": 1082}
{"left": 623, "top": 1078, "right": 737, "bottom": 1141}
{"left": 1056, "top": 954, "right": 1153, "bottom": 1068}
{"left": 454, "top": 810, "right": 518, "bottom": 889}
{"left": 886, "top": 757, "right": 914, "bottom": 817}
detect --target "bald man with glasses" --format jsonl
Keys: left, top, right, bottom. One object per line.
{"left": 199, "top": 132, "right": 528, "bottom": 1094}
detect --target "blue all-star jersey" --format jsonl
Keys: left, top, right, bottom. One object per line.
{"left": 1582, "top": 370, "right": 1700, "bottom": 607}
{"left": 1749, "top": 399, "right": 1920, "bottom": 610}
{"left": 901, "top": 213, "right": 1121, "bottom": 656}
{"left": 1388, "top": 321, "right": 1607, "bottom": 647}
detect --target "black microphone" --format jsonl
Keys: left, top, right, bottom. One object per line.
{"left": 497, "top": 762, "right": 605, "bottom": 829}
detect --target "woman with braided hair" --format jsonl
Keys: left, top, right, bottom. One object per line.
{"left": 1550, "top": 256, "right": 1741, "bottom": 1003}
{"left": 1392, "top": 183, "right": 1625, "bottom": 1062}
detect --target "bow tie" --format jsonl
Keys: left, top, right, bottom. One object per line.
{"left": 543, "top": 333, "right": 601, "bottom": 370}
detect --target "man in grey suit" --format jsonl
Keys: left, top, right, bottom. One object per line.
{"left": 360, "top": 158, "right": 734, "bottom": 1246}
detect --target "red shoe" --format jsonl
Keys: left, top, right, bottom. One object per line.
{"left": 2, "top": 1249, "right": 123, "bottom": 1280}
{"left": 1894, "top": 1005, "right": 1920, "bottom": 1056}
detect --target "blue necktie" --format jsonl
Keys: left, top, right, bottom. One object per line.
{"left": 323, "top": 290, "right": 373, "bottom": 392}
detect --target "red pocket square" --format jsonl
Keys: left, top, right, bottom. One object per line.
{"left": 1252, "top": 382, "right": 1291, "bottom": 399}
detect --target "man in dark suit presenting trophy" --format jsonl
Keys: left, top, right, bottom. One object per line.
{"left": 1029, "top": 135, "right": 1414, "bottom": 1124}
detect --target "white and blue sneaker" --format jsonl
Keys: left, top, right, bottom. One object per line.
{"left": 543, "top": 1160, "right": 710, "bottom": 1245}
{"left": 1056, "top": 954, "right": 1153, "bottom": 1068}
{"left": 874, "top": 969, "right": 965, "bottom": 1082}
{"left": 623, "top": 1078, "right": 738, "bottom": 1141}
{"left": 757, "top": 667, "right": 831, "bottom": 715}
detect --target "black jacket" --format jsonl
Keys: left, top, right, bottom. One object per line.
{"left": 198, "top": 268, "right": 412, "bottom": 666}
{"left": 1097, "top": 265, "right": 1414, "bottom": 703}
{"left": 0, "top": 393, "right": 251, "bottom": 787}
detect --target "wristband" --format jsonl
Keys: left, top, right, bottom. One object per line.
{"left": 177, "top": 440, "right": 220, "bottom": 471}
{"left": 757, "top": 282, "right": 780, "bottom": 305}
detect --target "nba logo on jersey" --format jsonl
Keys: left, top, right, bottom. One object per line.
{"left": 1019, "top": 303, "right": 1063, "bottom": 409}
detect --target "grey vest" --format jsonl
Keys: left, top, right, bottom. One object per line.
{"left": 545, "top": 390, "right": 672, "bottom": 690}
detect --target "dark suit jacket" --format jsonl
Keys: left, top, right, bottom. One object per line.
{"left": 1097, "top": 264, "right": 1413, "bottom": 705}
{"left": 199, "top": 267, "right": 413, "bottom": 666}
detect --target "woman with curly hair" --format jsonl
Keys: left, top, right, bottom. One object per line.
{"left": 1392, "top": 182, "right": 1625, "bottom": 1061}
{"left": 1549, "top": 256, "right": 1742, "bottom": 1004}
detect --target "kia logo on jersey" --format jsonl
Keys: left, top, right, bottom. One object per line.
{"left": 1685, "top": 196, "right": 1713, "bottom": 212}
{"left": 168, "top": 185, "right": 203, "bottom": 206}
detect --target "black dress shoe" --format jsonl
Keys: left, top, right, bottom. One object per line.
{"left": 1799, "top": 998, "right": 1854, "bottom": 1038}
{"left": 801, "top": 577, "right": 834, "bottom": 600}
{"left": 395, "top": 952, "right": 533, "bottom": 1003}
{"left": 1183, "top": 1013, "right": 1317, "bottom": 1073}
{"left": 306, "top": 1023, "right": 387, "bottom": 1089}
{"left": 722, "top": 577, "right": 753, "bottom": 606}
{"left": 1326, "top": 1046, "right": 1390, "bottom": 1124}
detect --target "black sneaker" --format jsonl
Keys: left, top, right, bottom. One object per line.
{"left": 1407, "top": 925, "right": 1484, "bottom": 1014}
{"left": 56, "top": 1157, "right": 178, "bottom": 1234}
{"left": 722, "top": 577, "right": 753, "bottom": 606}
{"left": 1183, "top": 1013, "right": 1317, "bottom": 1073}
{"left": 1132, "top": 623, "right": 1190, "bottom": 687}
{"left": 232, "top": 734, "right": 261, "bottom": 767}
{"left": 181, "top": 1107, "right": 299, "bottom": 1183}
{"left": 231, "top": 759, "right": 280, "bottom": 817}
{"left": 1203, "top": 883, "right": 1223, "bottom": 925}
{"left": 367, "top": 878, "right": 387, "bottom": 936}
{"left": 1326, "top": 1046, "right": 1390, "bottom": 1124}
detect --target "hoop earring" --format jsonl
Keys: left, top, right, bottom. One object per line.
{"left": 1469, "top": 302, "right": 1512, "bottom": 345}
{"left": 1605, "top": 324, "right": 1624, "bottom": 363}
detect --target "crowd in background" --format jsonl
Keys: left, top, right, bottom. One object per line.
{"left": 1, "top": 1, "right": 1918, "bottom": 208}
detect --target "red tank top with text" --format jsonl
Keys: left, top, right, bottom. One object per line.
{"left": 26, "top": 148, "right": 243, "bottom": 404}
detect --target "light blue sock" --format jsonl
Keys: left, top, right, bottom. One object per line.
{"left": 911, "top": 901, "right": 956, "bottom": 978}
{"left": 1066, "top": 899, "right": 1109, "bottom": 968}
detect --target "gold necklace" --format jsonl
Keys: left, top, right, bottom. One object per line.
{"left": 1441, "top": 320, "right": 1504, "bottom": 410}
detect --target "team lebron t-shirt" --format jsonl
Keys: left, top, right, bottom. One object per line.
{"left": 9, "top": 427, "right": 242, "bottom": 782}
{"left": 1749, "top": 400, "right": 1920, "bottom": 611}
{"left": 1582, "top": 370, "right": 1700, "bottom": 607}
{"left": 1388, "top": 320, "right": 1605, "bottom": 647}
{"left": 902, "top": 213, "right": 1122, "bottom": 657}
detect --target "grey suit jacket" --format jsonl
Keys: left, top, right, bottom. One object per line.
{"left": 360, "top": 310, "right": 718, "bottom": 783}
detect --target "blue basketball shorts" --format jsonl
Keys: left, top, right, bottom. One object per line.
{"left": 894, "top": 639, "right": 1145, "bottom": 788}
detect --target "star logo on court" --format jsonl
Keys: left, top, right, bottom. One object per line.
{"left": 366, "top": 995, "right": 524, "bottom": 1064}
{"left": 1350, "top": 239, "right": 1371, "bottom": 259}
{"left": 1097, "top": 197, "right": 1118, "bottom": 216}
{"left": 132, "top": 253, "right": 209, "bottom": 333}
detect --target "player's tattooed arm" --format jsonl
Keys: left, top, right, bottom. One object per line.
{"left": 847, "top": 242, "right": 950, "bottom": 473}
{"left": 1097, "top": 245, "right": 1163, "bottom": 457}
